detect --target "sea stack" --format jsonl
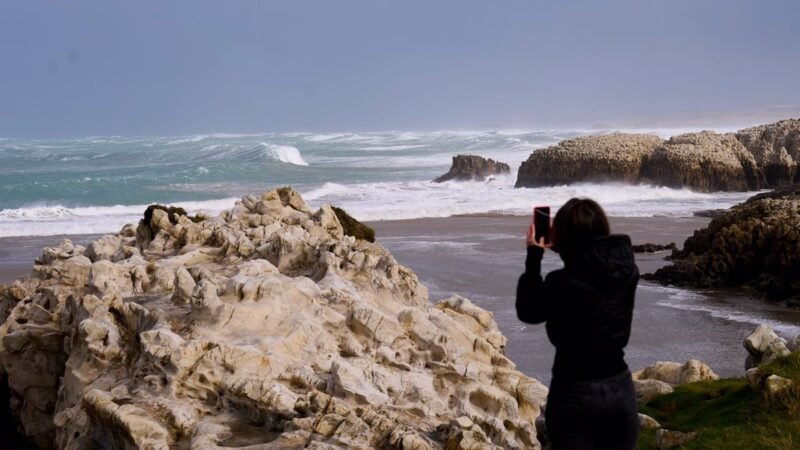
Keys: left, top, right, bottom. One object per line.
{"left": 515, "top": 134, "right": 663, "bottom": 187}
{"left": 0, "top": 187, "right": 548, "bottom": 449}
{"left": 434, "top": 155, "right": 511, "bottom": 182}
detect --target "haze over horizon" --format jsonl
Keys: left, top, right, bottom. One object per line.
{"left": 1, "top": 0, "right": 799, "bottom": 138}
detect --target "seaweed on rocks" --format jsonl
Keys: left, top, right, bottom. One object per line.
{"left": 332, "top": 206, "right": 376, "bottom": 242}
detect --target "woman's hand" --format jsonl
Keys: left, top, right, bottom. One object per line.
{"left": 527, "top": 224, "right": 552, "bottom": 249}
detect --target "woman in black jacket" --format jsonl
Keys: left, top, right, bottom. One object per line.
{"left": 516, "top": 198, "right": 640, "bottom": 449}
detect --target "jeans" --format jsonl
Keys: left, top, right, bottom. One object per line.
{"left": 545, "top": 369, "right": 640, "bottom": 450}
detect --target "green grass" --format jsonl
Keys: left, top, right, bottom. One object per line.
{"left": 637, "top": 354, "right": 800, "bottom": 449}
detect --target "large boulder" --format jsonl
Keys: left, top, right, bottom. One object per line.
{"left": 0, "top": 188, "right": 547, "bottom": 450}
{"left": 515, "top": 133, "right": 663, "bottom": 187}
{"left": 639, "top": 132, "right": 763, "bottom": 192}
{"left": 632, "top": 359, "right": 719, "bottom": 386}
{"left": 634, "top": 379, "right": 674, "bottom": 405}
{"left": 736, "top": 119, "right": 800, "bottom": 187}
{"left": 743, "top": 324, "right": 791, "bottom": 369}
{"left": 434, "top": 154, "right": 511, "bottom": 183}
{"left": 645, "top": 186, "right": 800, "bottom": 303}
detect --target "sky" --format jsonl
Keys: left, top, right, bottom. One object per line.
{"left": 1, "top": 0, "right": 798, "bottom": 137}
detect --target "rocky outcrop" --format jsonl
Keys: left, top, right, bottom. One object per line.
{"left": 632, "top": 359, "right": 719, "bottom": 386}
{"left": 736, "top": 119, "right": 800, "bottom": 187}
{"left": 639, "top": 132, "right": 763, "bottom": 191}
{"left": 634, "top": 379, "right": 674, "bottom": 405}
{"left": 515, "top": 134, "right": 662, "bottom": 187}
{"left": 515, "top": 119, "right": 800, "bottom": 191}
{"left": 744, "top": 325, "right": 791, "bottom": 370}
{"left": 434, "top": 155, "right": 511, "bottom": 183}
{"left": 644, "top": 185, "right": 800, "bottom": 303}
{"left": 332, "top": 206, "right": 376, "bottom": 243}
{"left": 632, "top": 243, "right": 677, "bottom": 254}
{"left": 0, "top": 188, "right": 547, "bottom": 449}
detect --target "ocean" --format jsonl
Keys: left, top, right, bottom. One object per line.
{"left": 0, "top": 128, "right": 755, "bottom": 238}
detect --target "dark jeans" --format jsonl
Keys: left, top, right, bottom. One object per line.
{"left": 545, "top": 369, "right": 640, "bottom": 450}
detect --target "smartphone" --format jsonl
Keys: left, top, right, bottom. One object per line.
{"left": 533, "top": 206, "right": 550, "bottom": 244}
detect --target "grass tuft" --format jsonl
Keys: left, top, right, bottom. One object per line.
{"left": 637, "top": 357, "right": 800, "bottom": 450}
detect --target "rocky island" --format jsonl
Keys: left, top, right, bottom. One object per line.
{"left": 0, "top": 188, "right": 548, "bottom": 449}
{"left": 434, "top": 155, "right": 511, "bottom": 183}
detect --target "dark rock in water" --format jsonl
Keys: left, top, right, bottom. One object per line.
{"left": 434, "top": 154, "right": 510, "bottom": 183}
{"left": 639, "top": 132, "right": 764, "bottom": 192}
{"left": 736, "top": 119, "right": 800, "bottom": 188}
{"left": 515, "top": 134, "right": 662, "bottom": 188}
{"left": 632, "top": 242, "right": 677, "bottom": 253}
{"left": 743, "top": 183, "right": 800, "bottom": 202}
{"left": 332, "top": 206, "right": 376, "bottom": 242}
{"left": 693, "top": 209, "right": 727, "bottom": 219}
{"left": 645, "top": 185, "right": 800, "bottom": 302}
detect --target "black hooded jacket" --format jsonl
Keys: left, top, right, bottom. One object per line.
{"left": 516, "top": 234, "right": 639, "bottom": 381}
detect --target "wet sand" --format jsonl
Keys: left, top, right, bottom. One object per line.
{"left": 0, "top": 234, "right": 100, "bottom": 284}
{"left": 369, "top": 215, "right": 800, "bottom": 384}
{"left": 3, "top": 216, "right": 800, "bottom": 385}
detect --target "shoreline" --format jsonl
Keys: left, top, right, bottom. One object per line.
{"left": 4, "top": 215, "right": 799, "bottom": 383}
{"left": 0, "top": 213, "right": 698, "bottom": 284}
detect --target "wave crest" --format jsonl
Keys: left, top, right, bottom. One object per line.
{"left": 260, "top": 144, "right": 309, "bottom": 166}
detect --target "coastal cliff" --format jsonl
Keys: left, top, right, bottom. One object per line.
{"left": 0, "top": 188, "right": 547, "bottom": 449}
{"left": 515, "top": 119, "right": 800, "bottom": 191}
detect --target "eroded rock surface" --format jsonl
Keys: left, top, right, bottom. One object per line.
{"left": 744, "top": 324, "right": 791, "bottom": 370}
{"left": 0, "top": 188, "right": 547, "bottom": 450}
{"left": 639, "top": 132, "right": 763, "bottom": 192}
{"left": 736, "top": 119, "right": 800, "bottom": 187}
{"left": 515, "top": 119, "right": 800, "bottom": 191}
{"left": 515, "top": 133, "right": 662, "bottom": 187}
{"left": 434, "top": 155, "right": 511, "bottom": 183}
{"left": 632, "top": 359, "right": 719, "bottom": 386}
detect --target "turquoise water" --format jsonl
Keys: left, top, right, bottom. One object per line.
{"left": 0, "top": 130, "right": 756, "bottom": 237}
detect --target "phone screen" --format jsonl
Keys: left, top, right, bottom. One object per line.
{"left": 533, "top": 206, "right": 551, "bottom": 244}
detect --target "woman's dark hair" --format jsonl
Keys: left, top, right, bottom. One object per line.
{"left": 551, "top": 198, "right": 610, "bottom": 255}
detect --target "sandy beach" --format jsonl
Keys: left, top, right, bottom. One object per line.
{"left": 4, "top": 215, "right": 800, "bottom": 386}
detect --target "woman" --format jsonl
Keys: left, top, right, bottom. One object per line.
{"left": 516, "top": 198, "right": 640, "bottom": 449}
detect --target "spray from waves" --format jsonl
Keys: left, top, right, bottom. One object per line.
{"left": 0, "top": 198, "right": 238, "bottom": 238}
{"left": 0, "top": 180, "right": 756, "bottom": 238}
{"left": 258, "top": 143, "right": 309, "bottom": 166}
{"left": 301, "top": 179, "right": 756, "bottom": 221}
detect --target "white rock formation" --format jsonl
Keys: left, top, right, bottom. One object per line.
{"left": 633, "top": 379, "right": 674, "bottom": 405}
{"left": 632, "top": 359, "right": 719, "bottom": 386}
{"left": 0, "top": 188, "right": 548, "bottom": 450}
{"left": 744, "top": 324, "right": 791, "bottom": 369}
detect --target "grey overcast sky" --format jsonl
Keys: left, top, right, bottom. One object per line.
{"left": 1, "top": 1, "right": 798, "bottom": 137}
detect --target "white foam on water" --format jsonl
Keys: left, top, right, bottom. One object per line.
{"left": 645, "top": 284, "right": 800, "bottom": 337}
{"left": 0, "top": 198, "right": 238, "bottom": 238}
{"left": 301, "top": 179, "right": 754, "bottom": 221}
